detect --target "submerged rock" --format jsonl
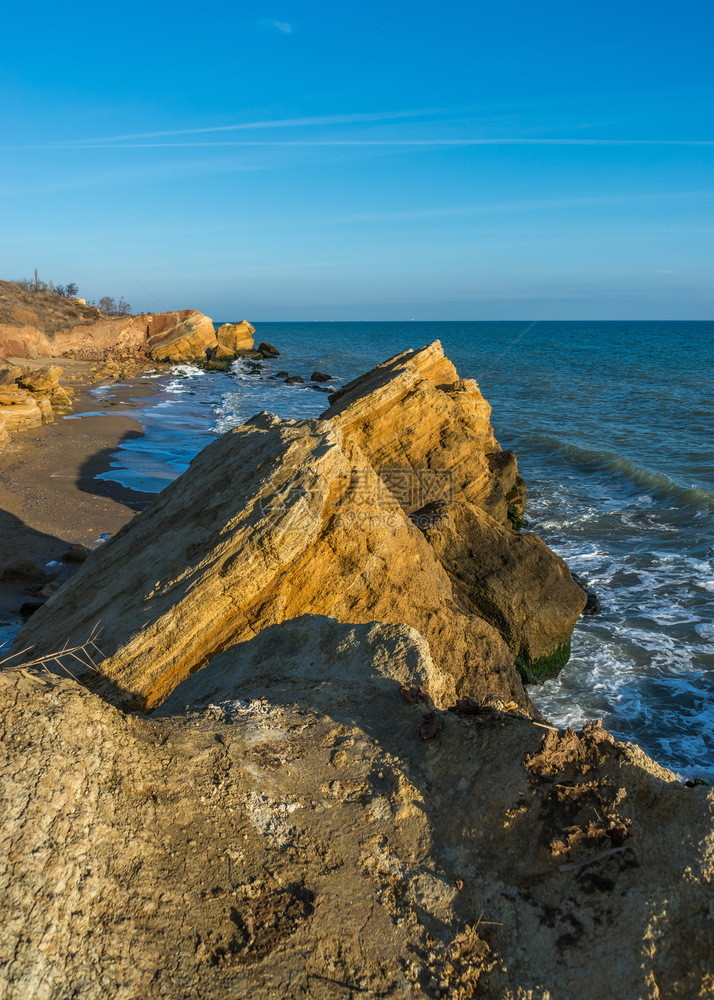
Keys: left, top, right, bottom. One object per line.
{"left": 311, "top": 370, "right": 332, "bottom": 382}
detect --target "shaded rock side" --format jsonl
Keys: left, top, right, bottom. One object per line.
{"left": 322, "top": 341, "right": 585, "bottom": 675}
{"left": 416, "top": 500, "right": 586, "bottom": 680}
{"left": 1, "top": 621, "right": 712, "bottom": 1000}
{"left": 10, "top": 413, "right": 519, "bottom": 712}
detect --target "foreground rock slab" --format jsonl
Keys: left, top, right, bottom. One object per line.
{"left": 1, "top": 619, "right": 711, "bottom": 999}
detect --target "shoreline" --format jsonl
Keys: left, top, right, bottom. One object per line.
{"left": 0, "top": 364, "right": 166, "bottom": 631}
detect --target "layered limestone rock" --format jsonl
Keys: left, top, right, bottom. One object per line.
{"left": 0, "top": 309, "right": 222, "bottom": 363}
{"left": 0, "top": 363, "right": 74, "bottom": 445}
{"left": 322, "top": 342, "right": 586, "bottom": 678}
{"left": 214, "top": 320, "right": 256, "bottom": 358}
{"left": 1, "top": 621, "right": 712, "bottom": 1000}
{"left": 323, "top": 341, "right": 523, "bottom": 524}
{"left": 11, "top": 342, "right": 586, "bottom": 702}
{"left": 12, "top": 413, "right": 519, "bottom": 711}
{"left": 417, "top": 501, "right": 583, "bottom": 680}
{"left": 146, "top": 310, "right": 219, "bottom": 363}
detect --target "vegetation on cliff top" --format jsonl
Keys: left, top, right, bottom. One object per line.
{"left": 0, "top": 276, "right": 132, "bottom": 333}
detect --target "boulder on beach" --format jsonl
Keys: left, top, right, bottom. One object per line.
{"left": 0, "top": 364, "right": 80, "bottom": 445}
{"left": 215, "top": 320, "right": 256, "bottom": 357}
{"left": 0, "top": 559, "right": 46, "bottom": 583}
{"left": 146, "top": 311, "right": 220, "bottom": 363}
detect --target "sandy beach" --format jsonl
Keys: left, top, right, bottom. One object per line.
{"left": 0, "top": 363, "right": 161, "bottom": 627}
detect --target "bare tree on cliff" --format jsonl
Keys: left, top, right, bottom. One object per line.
{"left": 98, "top": 296, "right": 132, "bottom": 316}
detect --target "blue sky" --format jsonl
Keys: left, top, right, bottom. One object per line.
{"left": 1, "top": 0, "right": 713, "bottom": 319}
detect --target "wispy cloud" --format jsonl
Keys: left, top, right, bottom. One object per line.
{"left": 38, "top": 109, "right": 444, "bottom": 147}
{"left": 35, "top": 137, "right": 714, "bottom": 150}
{"left": 269, "top": 20, "right": 292, "bottom": 33}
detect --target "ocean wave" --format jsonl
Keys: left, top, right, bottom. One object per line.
{"left": 528, "top": 435, "right": 714, "bottom": 513}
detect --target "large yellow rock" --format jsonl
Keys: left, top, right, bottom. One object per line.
{"left": 215, "top": 320, "right": 255, "bottom": 355}
{"left": 15, "top": 365, "right": 63, "bottom": 394}
{"left": 323, "top": 341, "right": 521, "bottom": 523}
{"left": 12, "top": 412, "right": 519, "bottom": 712}
{"left": 0, "top": 392, "right": 45, "bottom": 432}
{"left": 323, "top": 342, "right": 585, "bottom": 677}
{"left": 146, "top": 311, "right": 218, "bottom": 363}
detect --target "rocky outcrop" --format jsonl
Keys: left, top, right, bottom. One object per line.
{"left": 0, "top": 363, "right": 74, "bottom": 446}
{"left": 10, "top": 342, "right": 586, "bottom": 703}
{"left": 417, "top": 500, "right": 583, "bottom": 680}
{"left": 1, "top": 621, "right": 712, "bottom": 1000}
{"left": 0, "top": 309, "right": 226, "bottom": 364}
{"left": 323, "top": 341, "right": 524, "bottom": 526}
{"left": 12, "top": 412, "right": 518, "bottom": 711}
{"left": 323, "top": 342, "right": 585, "bottom": 677}
{"left": 214, "top": 320, "right": 256, "bottom": 358}
{"left": 144, "top": 310, "right": 219, "bottom": 363}
{"left": 0, "top": 280, "right": 258, "bottom": 364}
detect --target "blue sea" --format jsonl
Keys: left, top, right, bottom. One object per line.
{"left": 30, "top": 322, "right": 714, "bottom": 776}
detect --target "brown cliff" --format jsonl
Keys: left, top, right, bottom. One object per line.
{"left": 0, "top": 279, "right": 255, "bottom": 363}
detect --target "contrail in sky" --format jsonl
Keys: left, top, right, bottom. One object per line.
{"left": 31, "top": 138, "right": 714, "bottom": 150}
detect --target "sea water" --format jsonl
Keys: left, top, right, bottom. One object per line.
{"left": 57, "top": 322, "right": 714, "bottom": 777}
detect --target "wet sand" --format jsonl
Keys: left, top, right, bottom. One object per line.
{"left": 0, "top": 367, "right": 162, "bottom": 626}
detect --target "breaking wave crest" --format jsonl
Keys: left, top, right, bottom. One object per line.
{"left": 530, "top": 435, "right": 714, "bottom": 513}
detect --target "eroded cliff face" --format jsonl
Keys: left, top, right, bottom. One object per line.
{"left": 0, "top": 307, "right": 255, "bottom": 364}
{"left": 1, "top": 619, "right": 711, "bottom": 1000}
